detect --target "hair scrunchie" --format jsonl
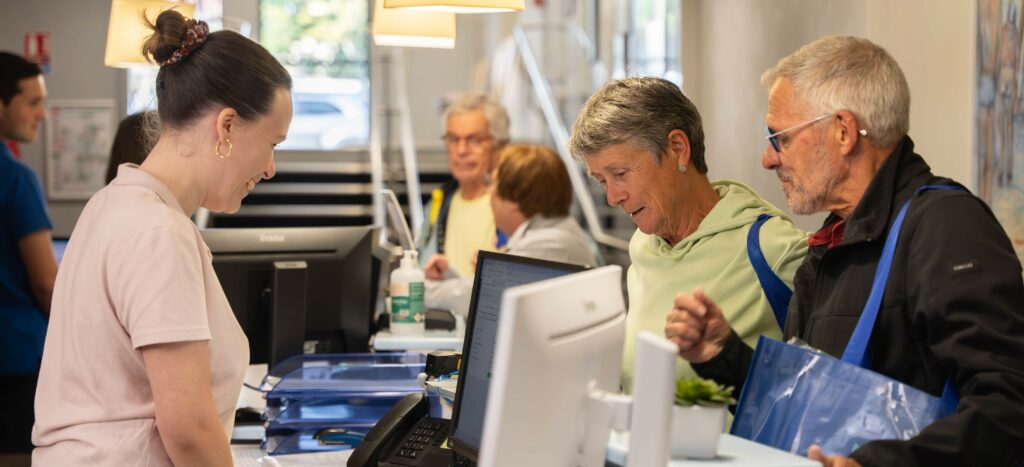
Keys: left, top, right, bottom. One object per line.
{"left": 160, "top": 19, "right": 209, "bottom": 66}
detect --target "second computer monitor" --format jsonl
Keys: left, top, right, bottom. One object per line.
{"left": 478, "top": 265, "right": 626, "bottom": 467}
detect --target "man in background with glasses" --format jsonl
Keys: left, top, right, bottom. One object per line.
{"left": 420, "top": 94, "right": 510, "bottom": 281}
{"left": 666, "top": 36, "right": 1024, "bottom": 466}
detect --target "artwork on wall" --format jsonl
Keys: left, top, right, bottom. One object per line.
{"left": 977, "top": 0, "right": 1024, "bottom": 265}
{"left": 45, "top": 99, "right": 115, "bottom": 200}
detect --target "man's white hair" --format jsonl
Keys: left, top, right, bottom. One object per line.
{"left": 762, "top": 35, "right": 910, "bottom": 148}
{"left": 443, "top": 93, "right": 510, "bottom": 143}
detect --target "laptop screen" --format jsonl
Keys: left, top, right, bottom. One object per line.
{"left": 448, "top": 251, "right": 586, "bottom": 459}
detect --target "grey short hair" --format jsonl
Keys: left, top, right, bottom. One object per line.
{"left": 568, "top": 77, "right": 707, "bottom": 174}
{"left": 444, "top": 93, "right": 510, "bottom": 144}
{"left": 762, "top": 35, "right": 910, "bottom": 148}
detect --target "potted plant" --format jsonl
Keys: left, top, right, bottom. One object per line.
{"left": 670, "top": 377, "right": 736, "bottom": 459}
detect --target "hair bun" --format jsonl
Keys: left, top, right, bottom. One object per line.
{"left": 142, "top": 11, "right": 210, "bottom": 67}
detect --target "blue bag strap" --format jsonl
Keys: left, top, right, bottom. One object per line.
{"left": 747, "top": 214, "right": 793, "bottom": 329}
{"left": 840, "top": 184, "right": 963, "bottom": 413}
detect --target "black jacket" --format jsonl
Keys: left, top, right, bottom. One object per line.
{"left": 694, "top": 137, "right": 1024, "bottom": 466}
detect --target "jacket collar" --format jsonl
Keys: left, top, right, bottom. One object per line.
{"left": 836, "top": 135, "right": 933, "bottom": 245}
{"left": 506, "top": 215, "right": 563, "bottom": 249}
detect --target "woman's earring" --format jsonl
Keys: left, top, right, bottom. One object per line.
{"left": 216, "top": 139, "right": 233, "bottom": 159}
{"left": 677, "top": 164, "right": 688, "bottom": 174}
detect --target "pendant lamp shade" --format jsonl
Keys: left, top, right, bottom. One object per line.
{"left": 105, "top": 0, "right": 195, "bottom": 68}
{"left": 383, "top": 0, "right": 523, "bottom": 14}
{"left": 373, "top": 0, "right": 457, "bottom": 49}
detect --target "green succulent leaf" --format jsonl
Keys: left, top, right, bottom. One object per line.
{"left": 674, "top": 377, "right": 737, "bottom": 407}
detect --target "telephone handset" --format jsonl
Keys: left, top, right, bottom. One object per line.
{"left": 348, "top": 392, "right": 429, "bottom": 467}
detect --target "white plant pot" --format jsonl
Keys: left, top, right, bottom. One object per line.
{"left": 670, "top": 404, "right": 727, "bottom": 459}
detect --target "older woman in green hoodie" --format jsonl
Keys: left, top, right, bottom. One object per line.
{"left": 569, "top": 77, "right": 808, "bottom": 390}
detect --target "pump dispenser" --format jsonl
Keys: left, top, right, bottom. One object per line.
{"left": 390, "top": 249, "right": 425, "bottom": 335}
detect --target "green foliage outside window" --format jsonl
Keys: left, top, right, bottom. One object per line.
{"left": 260, "top": 0, "right": 369, "bottom": 79}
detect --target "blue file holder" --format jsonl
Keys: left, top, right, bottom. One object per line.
{"left": 265, "top": 394, "right": 406, "bottom": 429}
{"left": 264, "top": 425, "right": 375, "bottom": 456}
{"left": 258, "top": 353, "right": 428, "bottom": 455}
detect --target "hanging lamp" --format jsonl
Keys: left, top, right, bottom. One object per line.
{"left": 383, "top": 0, "right": 523, "bottom": 14}
{"left": 105, "top": 0, "right": 196, "bottom": 67}
{"left": 373, "top": 0, "right": 457, "bottom": 48}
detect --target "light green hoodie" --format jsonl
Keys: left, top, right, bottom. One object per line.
{"left": 621, "top": 180, "right": 808, "bottom": 391}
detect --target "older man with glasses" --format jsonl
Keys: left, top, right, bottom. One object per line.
{"left": 666, "top": 35, "right": 1024, "bottom": 466}
{"left": 420, "top": 94, "right": 509, "bottom": 281}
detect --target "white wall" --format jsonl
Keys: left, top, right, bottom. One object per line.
{"left": 865, "top": 0, "right": 976, "bottom": 188}
{"left": 681, "top": 0, "right": 974, "bottom": 231}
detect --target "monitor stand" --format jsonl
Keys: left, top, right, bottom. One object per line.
{"left": 588, "top": 332, "right": 676, "bottom": 467}
{"left": 268, "top": 261, "right": 308, "bottom": 367}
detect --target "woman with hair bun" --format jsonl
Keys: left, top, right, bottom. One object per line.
{"left": 32, "top": 10, "right": 292, "bottom": 466}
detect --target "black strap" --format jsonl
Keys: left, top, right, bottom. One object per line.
{"left": 434, "top": 180, "right": 457, "bottom": 254}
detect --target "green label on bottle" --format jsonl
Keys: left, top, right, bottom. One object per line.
{"left": 410, "top": 282, "right": 424, "bottom": 315}
{"left": 392, "top": 281, "right": 425, "bottom": 324}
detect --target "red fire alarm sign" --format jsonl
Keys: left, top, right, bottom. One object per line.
{"left": 23, "top": 32, "right": 52, "bottom": 74}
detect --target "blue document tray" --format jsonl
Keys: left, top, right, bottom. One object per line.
{"left": 262, "top": 353, "right": 427, "bottom": 400}
{"left": 264, "top": 425, "right": 373, "bottom": 456}
{"left": 264, "top": 394, "right": 402, "bottom": 429}
{"left": 258, "top": 353, "right": 428, "bottom": 455}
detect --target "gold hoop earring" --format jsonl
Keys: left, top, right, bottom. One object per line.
{"left": 216, "top": 139, "right": 232, "bottom": 159}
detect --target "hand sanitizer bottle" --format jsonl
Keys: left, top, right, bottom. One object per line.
{"left": 390, "top": 250, "right": 425, "bottom": 335}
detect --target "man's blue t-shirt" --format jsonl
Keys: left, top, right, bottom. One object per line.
{"left": 0, "top": 142, "right": 52, "bottom": 375}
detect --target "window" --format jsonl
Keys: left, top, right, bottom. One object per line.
{"left": 296, "top": 100, "right": 343, "bottom": 115}
{"left": 627, "top": 0, "right": 681, "bottom": 85}
{"left": 125, "top": 0, "right": 371, "bottom": 152}
{"left": 261, "top": 0, "right": 371, "bottom": 150}
{"left": 127, "top": 67, "right": 159, "bottom": 115}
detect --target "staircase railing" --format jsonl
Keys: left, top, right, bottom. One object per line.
{"left": 511, "top": 24, "right": 628, "bottom": 251}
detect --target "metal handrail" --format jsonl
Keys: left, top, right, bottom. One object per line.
{"left": 517, "top": 21, "right": 608, "bottom": 89}
{"left": 511, "top": 25, "right": 628, "bottom": 251}
{"left": 393, "top": 49, "right": 425, "bottom": 241}
{"left": 368, "top": 52, "right": 387, "bottom": 230}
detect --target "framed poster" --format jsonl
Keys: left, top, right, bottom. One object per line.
{"left": 45, "top": 99, "right": 115, "bottom": 200}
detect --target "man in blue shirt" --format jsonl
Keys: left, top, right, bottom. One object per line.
{"left": 0, "top": 51, "right": 57, "bottom": 453}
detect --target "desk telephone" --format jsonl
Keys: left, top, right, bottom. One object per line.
{"left": 348, "top": 393, "right": 469, "bottom": 467}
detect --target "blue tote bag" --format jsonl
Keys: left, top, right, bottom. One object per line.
{"left": 731, "top": 186, "right": 961, "bottom": 456}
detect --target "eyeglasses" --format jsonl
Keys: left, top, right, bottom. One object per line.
{"left": 442, "top": 133, "right": 493, "bottom": 150}
{"left": 764, "top": 114, "right": 834, "bottom": 153}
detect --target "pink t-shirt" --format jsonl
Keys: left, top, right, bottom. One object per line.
{"left": 32, "top": 165, "right": 249, "bottom": 466}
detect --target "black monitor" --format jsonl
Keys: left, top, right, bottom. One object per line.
{"left": 201, "top": 226, "right": 379, "bottom": 366}
{"left": 447, "top": 251, "right": 587, "bottom": 461}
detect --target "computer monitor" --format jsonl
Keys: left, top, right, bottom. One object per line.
{"left": 478, "top": 265, "right": 627, "bottom": 467}
{"left": 201, "top": 226, "right": 379, "bottom": 365}
{"left": 446, "top": 251, "right": 587, "bottom": 461}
